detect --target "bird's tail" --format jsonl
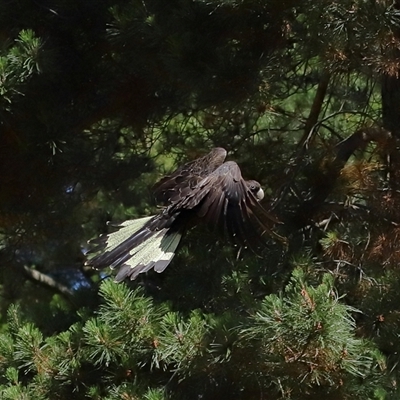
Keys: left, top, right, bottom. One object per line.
{"left": 85, "top": 216, "right": 182, "bottom": 282}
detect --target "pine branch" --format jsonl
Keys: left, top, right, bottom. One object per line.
{"left": 301, "top": 69, "right": 331, "bottom": 147}
{"left": 291, "top": 127, "right": 391, "bottom": 228}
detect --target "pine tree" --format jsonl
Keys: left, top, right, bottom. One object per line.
{"left": 0, "top": 270, "right": 389, "bottom": 399}
{"left": 0, "top": 0, "right": 400, "bottom": 399}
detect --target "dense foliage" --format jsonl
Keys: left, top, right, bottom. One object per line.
{"left": 1, "top": 0, "right": 400, "bottom": 398}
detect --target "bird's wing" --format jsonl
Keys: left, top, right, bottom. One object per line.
{"left": 153, "top": 147, "right": 227, "bottom": 204}
{"left": 165, "top": 161, "right": 281, "bottom": 251}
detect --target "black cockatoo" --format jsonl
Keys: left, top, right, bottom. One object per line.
{"left": 85, "top": 148, "right": 281, "bottom": 281}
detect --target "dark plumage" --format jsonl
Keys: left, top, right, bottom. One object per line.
{"left": 85, "top": 147, "right": 281, "bottom": 282}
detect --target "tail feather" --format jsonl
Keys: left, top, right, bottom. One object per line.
{"left": 85, "top": 216, "right": 154, "bottom": 269}
{"left": 86, "top": 216, "right": 182, "bottom": 281}
{"left": 113, "top": 229, "right": 182, "bottom": 281}
{"left": 154, "top": 231, "right": 182, "bottom": 272}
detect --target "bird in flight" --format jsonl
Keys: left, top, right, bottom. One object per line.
{"left": 85, "top": 147, "right": 282, "bottom": 282}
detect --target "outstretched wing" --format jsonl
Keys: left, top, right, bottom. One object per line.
{"left": 162, "top": 161, "right": 282, "bottom": 251}
{"left": 153, "top": 147, "right": 227, "bottom": 204}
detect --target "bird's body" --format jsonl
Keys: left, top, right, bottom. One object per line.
{"left": 86, "top": 147, "right": 281, "bottom": 281}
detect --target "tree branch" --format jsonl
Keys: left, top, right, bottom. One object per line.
{"left": 301, "top": 69, "right": 331, "bottom": 147}
{"left": 22, "top": 265, "right": 77, "bottom": 306}
{"left": 290, "top": 127, "right": 391, "bottom": 228}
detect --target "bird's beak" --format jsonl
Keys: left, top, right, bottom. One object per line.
{"left": 256, "top": 188, "right": 264, "bottom": 201}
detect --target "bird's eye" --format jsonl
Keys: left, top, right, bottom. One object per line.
{"left": 250, "top": 184, "right": 259, "bottom": 193}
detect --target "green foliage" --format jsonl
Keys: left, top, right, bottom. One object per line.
{"left": 83, "top": 281, "right": 160, "bottom": 370}
{"left": 0, "top": 271, "right": 389, "bottom": 399}
{"left": 0, "top": 29, "right": 45, "bottom": 106}
{"left": 153, "top": 310, "right": 209, "bottom": 372}
{"left": 241, "top": 269, "right": 386, "bottom": 397}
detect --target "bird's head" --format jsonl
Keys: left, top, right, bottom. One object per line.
{"left": 246, "top": 180, "right": 264, "bottom": 201}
